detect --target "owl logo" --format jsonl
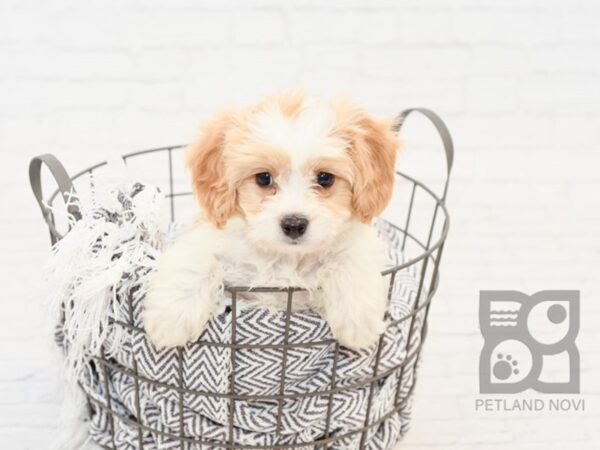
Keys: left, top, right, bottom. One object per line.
{"left": 479, "top": 290, "right": 580, "bottom": 394}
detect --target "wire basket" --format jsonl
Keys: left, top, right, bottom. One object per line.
{"left": 30, "top": 108, "right": 452, "bottom": 449}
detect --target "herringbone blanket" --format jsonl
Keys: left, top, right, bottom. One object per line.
{"left": 50, "top": 182, "right": 425, "bottom": 450}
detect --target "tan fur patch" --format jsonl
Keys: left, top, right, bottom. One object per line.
{"left": 331, "top": 97, "right": 400, "bottom": 222}
{"left": 185, "top": 110, "right": 239, "bottom": 228}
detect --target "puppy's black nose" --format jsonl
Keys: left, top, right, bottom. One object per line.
{"left": 280, "top": 215, "right": 309, "bottom": 239}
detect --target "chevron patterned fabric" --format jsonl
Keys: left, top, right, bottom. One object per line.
{"left": 54, "top": 183, "right": 427, "bottom": 450}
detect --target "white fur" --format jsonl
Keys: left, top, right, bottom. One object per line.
{"left": 144, "top": 101, "right": 391, "bottom": 350}
{"left": 250, "top": 98, "right": 346, "bottom": 163}
{"left": 145, "top": 218, "right": 388, "bottom": 349}
{"left": 243, "top": 104, "right": 354, "bottom": 254}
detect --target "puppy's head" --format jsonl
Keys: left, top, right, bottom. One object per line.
{"left": 186, "top": 92, "right": 400, "bottom": 254}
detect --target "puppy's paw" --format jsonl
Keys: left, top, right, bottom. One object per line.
{"left": 142, "top": 226, "right": 224, "bottom": 348}
{"left": 143, "top": 267, "right": 222, "bottom": 348}
{"left": 322, "top": 272, "right": 389, "bottom": 350}
{"left": 329, "top": 312, "right": 386, "bottom": 350}
{"left": 143, "top": 294, "right": 213, "bottom": 348}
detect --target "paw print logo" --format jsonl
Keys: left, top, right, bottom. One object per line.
{"left": 479, "top": 291, "right": 579, "bottom": 394}
{"left": 485, "top": 338, "right": 531, "bottom": 387}
{"left": 494, "top": 354, "right": 519, "bottom": 380}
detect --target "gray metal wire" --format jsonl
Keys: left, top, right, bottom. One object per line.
{"left": 29, "top": 108, "right": 452, "bottom": 449}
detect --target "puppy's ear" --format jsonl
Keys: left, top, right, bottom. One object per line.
{"left": 335, "top": 103, "right": 400, "bottom": 223}
{"left": 186, "top": 111, "right": 237, "bottom": 228}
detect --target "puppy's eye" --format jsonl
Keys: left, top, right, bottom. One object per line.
{"left": 316, "top": 172, "right": 335, "bottom": 188}
{"left": 255, "top": 172, "right": 273, "bottom": 187}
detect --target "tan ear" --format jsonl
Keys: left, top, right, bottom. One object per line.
{"left": 336, "top": 105, "right": 400, "bottom": 222}
{"left": 185, "top": 111, "right": 237, "bottom": 228}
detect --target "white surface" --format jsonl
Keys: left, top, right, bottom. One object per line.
{"left": 1, "top": 1, "right": 599, "bottom": 449}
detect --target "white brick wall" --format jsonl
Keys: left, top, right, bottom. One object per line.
{"left": 1, "top": 1, "right": 599, "bottom": 449}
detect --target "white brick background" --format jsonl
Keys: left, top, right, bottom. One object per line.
{"left": 1, "top": 0, "right": 600, "bottom": 448}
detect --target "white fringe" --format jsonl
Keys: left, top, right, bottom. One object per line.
{"left": 44, "top": 177, "right": 164, "bottom": 384}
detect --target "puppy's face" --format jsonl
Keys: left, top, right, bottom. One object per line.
{"left": 187, "top": 93, "right": 399, "bottom": 254}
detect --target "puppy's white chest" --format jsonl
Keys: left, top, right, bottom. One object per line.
{"left": 219, "top": 253, "right": 322, "bottom": 312}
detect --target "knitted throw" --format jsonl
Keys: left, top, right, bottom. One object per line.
{"left": 48, "top": 182, "right": 425, "bottom": 450}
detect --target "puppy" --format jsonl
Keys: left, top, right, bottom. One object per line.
{"left": 144, "top": 93, "right": 400, "bottom": 350}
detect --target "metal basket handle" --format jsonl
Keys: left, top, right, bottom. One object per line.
{"left": 393, "top": 108, "right": 454, "bottom": 201}
{"left": 29, "top": 154, "right": 81, "bottom": 244}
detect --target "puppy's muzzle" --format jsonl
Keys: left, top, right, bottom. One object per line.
{"left": 280, "top": 215, "right": 309, "bottom": 239}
